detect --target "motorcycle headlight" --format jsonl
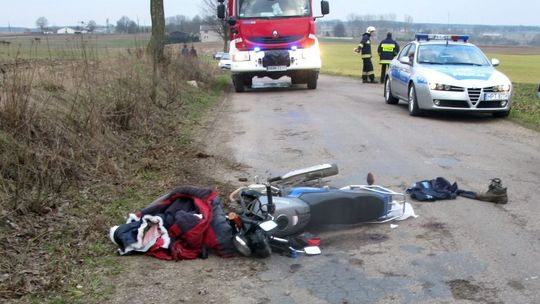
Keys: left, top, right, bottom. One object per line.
{"left": 233, "top": 234, "right": 251, "bottom": 256}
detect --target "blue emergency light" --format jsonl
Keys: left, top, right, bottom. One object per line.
{"left": 415, "top": 34, "right": 469, "bottom": 42}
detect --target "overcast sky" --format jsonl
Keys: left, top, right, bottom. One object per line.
{"left": 1, "top": 0, "right": 539, "bottom": 28}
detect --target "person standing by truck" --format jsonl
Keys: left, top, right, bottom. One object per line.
{"left": 354, "top": 26, "right": 377, "bottom": 83}
{"left": 378, "top": 32, "right": 400, "bottom": 84}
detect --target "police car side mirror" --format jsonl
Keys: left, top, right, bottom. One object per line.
{"left": 399, "top": 56, "right": 410, "bottom": 65}
{"left": 491, "top": 58, "right": 500, "bottom": 67}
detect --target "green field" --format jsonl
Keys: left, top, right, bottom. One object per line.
{"left": 0, "top": 33, "right": 150, "bottom": 59}
{"left": 319, "top": 39, "right": 540, "bottom": 84}
{"left": 484, "top": 53, "right": 540, "bottom": 84}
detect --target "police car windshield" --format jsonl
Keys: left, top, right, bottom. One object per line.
{"left": 238, "top": 0, "right": 311, "bottom": 18}
{"left": 417, "top": 44, "right": 490, "bottom": 66}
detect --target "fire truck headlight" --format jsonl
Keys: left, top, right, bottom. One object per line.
{"left": 302, "top": 44, "right": 320, "bottom": 60}
{"left": 232, "top": 52, "right": 250, "bottom": 62}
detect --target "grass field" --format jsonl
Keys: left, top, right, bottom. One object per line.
{"left": 0, "top": 33, "right": 151, "bottom": 59}
{"left": 319, "top": 39, "right": 540, "bottom": 84}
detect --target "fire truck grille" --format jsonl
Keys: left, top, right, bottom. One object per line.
{"left": 262, "top": 50, "right": 291, "bottom": 67}
{"left": 250, "top": 35, "right": 303, "bottom": 44}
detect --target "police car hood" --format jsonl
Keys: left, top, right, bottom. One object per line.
{"left": 418, "top": 65, "right": 510, "bottom": 87}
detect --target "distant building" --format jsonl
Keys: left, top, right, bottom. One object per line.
{"left": 200, "top": 25, "right": 221, "bottom": 43}
{"left": 57, "top": 27, "right": 76, "bottom": 34}
{"left": 482, "top": 33, "right": 502, "bottom": 38}
{"left": 57, "top": 27, "right": 87, "bottom": 34}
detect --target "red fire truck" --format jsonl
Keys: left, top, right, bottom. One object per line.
{"left": 217, "top": 0, "right": 330, "bottom": 92}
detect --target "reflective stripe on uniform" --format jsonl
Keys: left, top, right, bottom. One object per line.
{"left": 361, "top": 54, "right": 372, "bottom": 58}
{"left": 381, "top": 44, "right": 395, "bottom": 52}
{"left": 358, "top": 44, "right": 363, "bottom": 48}
{"left": 362, "top": 71, "right": 375, "bottom": 76}
{"left": 379, "top": 60, "right": 392, "bottom": 64}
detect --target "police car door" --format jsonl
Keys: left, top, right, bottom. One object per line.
{"left": 393, "top": 43, "right": 412, "bottom": 98}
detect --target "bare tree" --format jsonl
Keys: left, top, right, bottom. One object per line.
{"left": 148, "top": 0, "right": 165, "bottom": 63}
{"left": 333, "top": 21, "right": 346, "bottom": 37}
{"left": 87, "top": 20, "right": 97, "bottom": 32}
{"left": 201, "top": 0, "right": 229, "bottom": 51}
{"left": 404, "top": 14, "right": 414, "bottom": 33}
{"left": 148, "top": 0, "right": 166, "bottom": 103}
{"left": 116, "top": 16, "right": 131, "bottom": 33}
{"left": 36, "top": 16, "right": 48, "bottom": 33}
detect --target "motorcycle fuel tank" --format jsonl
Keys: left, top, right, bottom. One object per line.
{"left": 257, "top": 196, "right": 310, "bottom": 237}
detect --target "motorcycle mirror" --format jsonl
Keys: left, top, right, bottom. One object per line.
{"left": 259, "top": 220, "right": 278, "bottom": 232}
{"left": 304, "top": 246, "right": 322, "bottom": 255}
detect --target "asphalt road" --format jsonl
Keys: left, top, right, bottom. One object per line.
{"left": 111, "top": 74, "right": 540, "bottom": 304}
{"left": 203, "top": 74, "right": 540, "bottom": 304}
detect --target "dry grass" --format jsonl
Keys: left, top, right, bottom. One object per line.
{"left": 0, "top": 41, "right": 226, "bottom": 301}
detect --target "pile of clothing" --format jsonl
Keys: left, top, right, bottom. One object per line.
{"left": 109, "top": 186, "right": 235, "bottom": 260}
{"left": 407, "top": 177, "right": 508, "bottom": 204}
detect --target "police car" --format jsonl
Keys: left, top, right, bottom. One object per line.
{"left": 384, "top": 34, "right": 512, "bottom": 117}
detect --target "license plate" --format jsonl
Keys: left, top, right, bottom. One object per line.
{"left": 266, "top": 65, "right": 287, "bottom": 71}
{"left": 484, "top": 92, "right": 509, "bottom": 101}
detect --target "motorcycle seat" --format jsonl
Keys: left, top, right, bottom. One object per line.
{"left": 297, "top": 190, "right": 387, "bottom": 226}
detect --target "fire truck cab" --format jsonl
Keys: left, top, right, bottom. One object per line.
{"left": 218, "top": 0, "right": 330, "bottom": 92}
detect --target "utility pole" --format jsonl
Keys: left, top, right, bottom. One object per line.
{"left": 447, "top": 12, "right": 450, "bottom": 34}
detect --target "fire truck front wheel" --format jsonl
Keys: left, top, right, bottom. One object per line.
{"left": 232, "top": 74, "right": 245, "bottom": 93}
{"left": 307, "top": 71, "right": 318, "bottom": 90}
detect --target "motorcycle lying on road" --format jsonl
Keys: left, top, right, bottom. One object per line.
{"left": 227, "top": 163, "right": 413, "bottom": 256}
{"left": 227, "top": 179, "right": 322, "bottom": 258}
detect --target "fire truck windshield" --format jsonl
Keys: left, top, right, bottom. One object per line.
{"left": 238, "top": 0, "right": 311, "bottom": 18}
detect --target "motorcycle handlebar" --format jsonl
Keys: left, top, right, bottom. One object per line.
{"left": 267, "top": 176, "right": 282, "bottom": 183}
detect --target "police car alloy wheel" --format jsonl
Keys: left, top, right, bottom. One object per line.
{"left": 385, "top": 78, "right": 399, "bottom": 104}
{"left": 408, "top": 85, "right": 421, "bottom": 116}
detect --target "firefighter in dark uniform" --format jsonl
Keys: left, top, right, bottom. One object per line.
{"left": 354, "top": 26, "right": 376, "bottom": 83}
{"left": 378, "top": 32, "right": 400, "bottom": 83}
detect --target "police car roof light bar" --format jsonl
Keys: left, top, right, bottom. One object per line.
{"left": 415, "top": 34, "right": 469, "bottom": 43}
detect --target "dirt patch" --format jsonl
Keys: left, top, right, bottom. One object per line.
{"left": 447, "top": 279, "right": 501, "bottom": 303}
{"left": 321, "top": 227, "right": 390, "bottom": 250}
{"left": 415, "top": 220, "right": 457, "bottom": 252}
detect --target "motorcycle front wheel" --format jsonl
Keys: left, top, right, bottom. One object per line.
{"left": 250, "top": 229, "right": 272, "bottom": 258}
